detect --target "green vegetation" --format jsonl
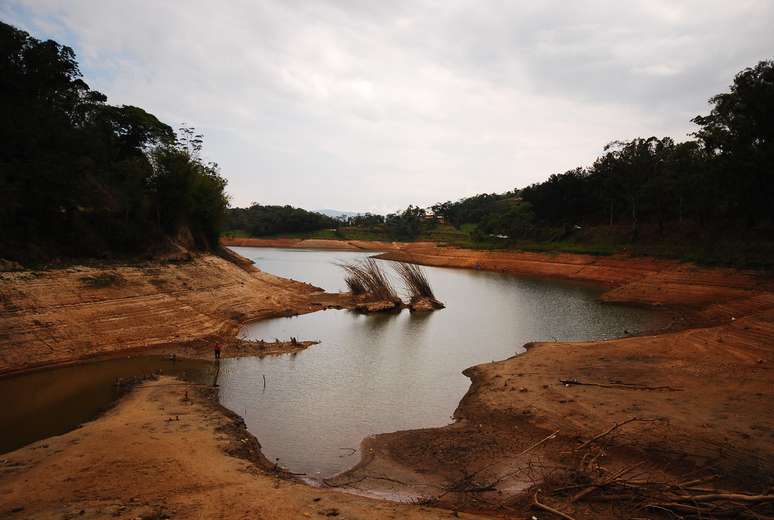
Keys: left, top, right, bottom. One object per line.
{"left": 1, "top": 22, "right": 228, "bottom": 263}
{"left": 223, "top": 204, "right": 337, "bottom": 237}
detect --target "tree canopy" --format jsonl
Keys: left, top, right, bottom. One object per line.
{"left": 0, "top": 21, "right": 229, "bottom": 263}
{"left": 223, "top": 204, "right": 337, "bottom": 237}
{"left": 430, "top": 60, "right": 774, "bottom": 246}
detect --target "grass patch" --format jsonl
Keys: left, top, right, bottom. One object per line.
{"left": 80, "top": 272, "right": 126, "bottom": 288}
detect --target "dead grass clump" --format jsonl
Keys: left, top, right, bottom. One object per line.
{"left": 338, "top": 259, "right": 399, "bottom": 302}
{"left": 344, "top": 274, "right": 366, "bottom": 295}
{"left": 394, "top": 262, "right": 435, "bottom": 301}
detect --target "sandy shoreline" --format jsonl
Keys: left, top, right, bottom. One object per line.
{"left": 0, "top": 376, "right": 487, "bottom": 519}
{"left": 2, "top": 241, "right": 773, "bottom": 518}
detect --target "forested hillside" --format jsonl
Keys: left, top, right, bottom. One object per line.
{"left": 223, "top": 204, "right": 337, "bottom": 237}
{"left": 0, "top": 22, "right": 229, "bottom": 263}
{"left": 425, "top": 60, "right": 774, "bottom": 265}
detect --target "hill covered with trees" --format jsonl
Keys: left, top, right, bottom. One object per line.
{"left": 0, "top": 21, "right": 229, "bottom": 264}
{"left": 223, "top": 204, "right": 337, "bottom": 237}
{"left": 267, "top": 60, "right": 772, "bottom": 266}
{"left": 425, "top": 60, "right": 774, "bottom": 266}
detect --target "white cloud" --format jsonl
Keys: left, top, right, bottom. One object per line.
{"left": 4, "top": 0, "right": 773, "bottom": 211}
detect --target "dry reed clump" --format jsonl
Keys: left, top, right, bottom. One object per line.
{"left": 344, "top": 274, "right": 366, "bottom": 295}
{"left": 338, "top": 259, "right": 400, "bottom": 302}
{"left": 393, "top": 262, "right": 443, "bottom": 309}
{"left": 394, "top": 262, "right": 435, "bottom": 301}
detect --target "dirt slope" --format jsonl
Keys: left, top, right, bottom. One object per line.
{"left": 0, "top": 253, "right": 337, "bottom": 375}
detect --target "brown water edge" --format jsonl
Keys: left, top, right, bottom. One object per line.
{"left": 219, "top": 242, "right": 774, "bottom": 517}
{"left": 0, "top": 330, "right": 329, "bottom": 456}
{"left": 0, "top": 376, "right": 489, "bottom": 520}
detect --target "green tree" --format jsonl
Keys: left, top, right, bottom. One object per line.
{"left": 692, "top": 60, "right": 774, "bottom": 227}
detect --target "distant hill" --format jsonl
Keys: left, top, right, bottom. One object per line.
{"left": 314, "top": 209, "right": 363, "bottom": 219}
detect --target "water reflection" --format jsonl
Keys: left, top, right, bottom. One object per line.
{"left": 1, "top": 247, "right": 668, "bottom": 478}
{"left": 223, "top": 247, "right": 668, "bottom": 479}
{"left": 0, "top": 356, "right": 213, "bottom": 454}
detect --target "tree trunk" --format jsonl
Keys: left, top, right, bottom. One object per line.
{"left": 609, "top": 200, "right": 614, "bottom": 227}
{"left": 631, "top": 196, "right": 639, "bottom": 242}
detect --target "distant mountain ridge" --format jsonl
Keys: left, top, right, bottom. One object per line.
{"left": 314, "top": 209, "right": 363, "bottom": 218}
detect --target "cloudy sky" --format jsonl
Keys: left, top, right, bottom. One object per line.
{"left": 3, "top": 1, "right": 773, "bottom": 212}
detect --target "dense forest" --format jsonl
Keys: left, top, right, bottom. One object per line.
{"left": 223, "top": 204, "right": 437, "bottom": 241}
{"left": 223, "top": 205, "right": 337, "bottom": 236}
{"left": 0, "top": 22, "right": 229, "bottom": 263}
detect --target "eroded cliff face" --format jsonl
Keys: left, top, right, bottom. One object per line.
{"left": 0, "top": 254, "right": 325, "bottom": 374}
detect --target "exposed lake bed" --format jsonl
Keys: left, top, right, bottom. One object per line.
{"left": 1, "top": 247, "right": 668, "bottom": 477}
{"left": 1, "top": 245, "right": 772, "bottom": 519}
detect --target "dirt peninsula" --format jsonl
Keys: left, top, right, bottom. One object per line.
{"left": 0, "top": 250, "right": 351, "bottom": 376}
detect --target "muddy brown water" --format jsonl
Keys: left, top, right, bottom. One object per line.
{"left": 0, "top": 357, "right": 214, "bottom": 454}
{"left": 1, "top": 247, "right": 670, "bottom": 481}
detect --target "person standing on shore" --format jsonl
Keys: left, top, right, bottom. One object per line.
{"left": 214, "top": 342, "right": 222, "bottom": 360}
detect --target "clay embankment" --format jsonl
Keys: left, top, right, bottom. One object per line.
{"left": 0, "top": 376, "right": 487, "bottom": 520}
{"left": 0, "top": 252, "right": 350, "bottom": 375}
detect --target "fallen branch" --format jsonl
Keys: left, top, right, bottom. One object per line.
{"left": 574, "top": 417, "right": 641, "bottom": 452}
{"left": 677, "top": 474, "right": 719, "bottom": 488}
{"left": 679, "top": 493, "right": 774, "bottom": 503}
{"left": 461, "top": 429, "right": 560, "bottom": 487}
{"left": 570, "top": 461, "right": 645, "bottom": 503}
{"left": 533, "top": 492, "right": 577, "bottom": 520}
{"left": 560, "top": 379, "right": 682, "bottom": 391}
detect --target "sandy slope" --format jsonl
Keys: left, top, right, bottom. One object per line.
{"left": 0, "top": 253, "right": 343, "bottom": 375}
{"left": 0, "top": 376, "right": 487, "bottom": 520}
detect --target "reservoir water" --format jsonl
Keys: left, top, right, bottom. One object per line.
{"left": 1, "top": 247, "right": 667, "bottom": 479}
{"left": 222, "top": 247, "right": 666, "bottom": 478}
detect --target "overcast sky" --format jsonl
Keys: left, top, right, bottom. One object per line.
{"left": 3, "top": 1, "right": 773, "bottom": 212}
